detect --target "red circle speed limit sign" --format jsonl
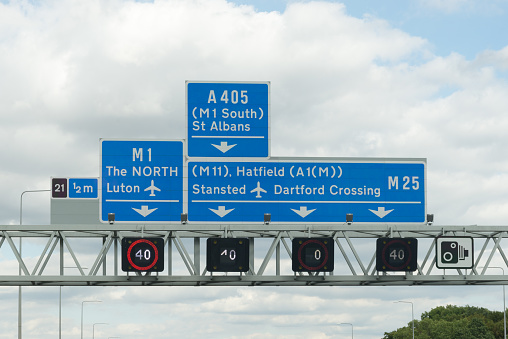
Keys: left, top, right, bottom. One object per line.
{"left": 122, "top": 238, "right": 164, "bottom": 272}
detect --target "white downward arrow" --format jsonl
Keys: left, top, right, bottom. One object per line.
{"left": 212, "top": 141, "right": 237, "bottom": 153}
{"left": 132, "top": 205, "right": 158, "bottom": 217}
{"left": 369, "top": 207, "right": 394, "bottom": 218}
{"left": 291, "top": 206, "right": 316, "bottom": 218}
{"left": 209, "top": 206, "right": 235, "bottom": 218}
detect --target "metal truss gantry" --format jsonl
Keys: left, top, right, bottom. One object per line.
{"left": 2, "top": 224, "right": 508, "bottom": 286}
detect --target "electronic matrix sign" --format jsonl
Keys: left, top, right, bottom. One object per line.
{"left": 292, "top": 238, "right": 334, "bottom": 272}
{"left": 122, "top": 237, "right": 164, "bottom": 272}
{"left": 206, "top": 238, "right": 250, "bottom": 272}
{"left": 376, "top": 238, "right": 418, "bottom": 272}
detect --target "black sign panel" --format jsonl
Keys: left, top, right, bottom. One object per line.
{"left": 52, "top": 178, "right": 68, "bottom": 198}
{"left": 122, "top": 237, "right": 164, "bottom": 272}
{"left": 376, "top": 238, "right": 417, "bottom": 272}
{"left": 292, "top": 238, "right": 334, "bottom": 272}
{"left": 206, "top": 238, "right": 250, "bottom": 272}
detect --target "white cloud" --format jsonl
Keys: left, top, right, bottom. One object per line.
{"left": 2, "top": 0, "right": 508, "bottom": 338}
{"left": 476, "top": 45, "right": 508, "bottom": 71}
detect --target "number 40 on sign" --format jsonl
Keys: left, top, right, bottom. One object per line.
{"left": 376, "top": 238, "right": 418, "bottom": 272}
{"left": 121, "top": 237, "right": 164, "bottom": 272}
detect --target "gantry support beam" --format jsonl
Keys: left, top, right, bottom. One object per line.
{"left": 1, "top": 224, "right": 508, "bottom": 286}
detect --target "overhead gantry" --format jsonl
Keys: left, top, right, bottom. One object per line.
{"left": 1, "top": 224, "right": 508, "bottom": 286}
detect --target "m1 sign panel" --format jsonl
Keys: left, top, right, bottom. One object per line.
{"left": 100, "top": 139, "right": 184, "bottom": 223}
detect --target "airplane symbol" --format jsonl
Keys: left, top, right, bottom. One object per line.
{"left": 250, "top": 181, "right": 267, "bottom": 198}
{"left": 144, "top": 180, "right": 161, "bottom": 196}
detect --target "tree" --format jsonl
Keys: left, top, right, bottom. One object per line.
{"left": 383, "top": 305, "right": 503, "bottom": 339}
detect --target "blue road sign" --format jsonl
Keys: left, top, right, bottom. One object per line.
{"left": 188, "top": 159, "right": 426, "bottom": 223}
{"left": 51, "top": 178, "right": 98, "bottom": 199}
{"left": 69, "top": 178, "right": 98, "bottom": 198}
{"left": 100, "top": 140, "right": 184, "bottom": 223}
{"left": 186, "top": 81, "right": 270, "bottom": 158}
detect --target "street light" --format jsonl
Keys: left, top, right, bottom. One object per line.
{"left": 60, "top": 267, "right": 88, "bottom": 339}
{"left": 479, "top": 266, "right": 506, "bottom": 339}
{"left": 19, "top": 189, "right": 50, "bottom": 339}
{"left": 81, "top": 300, "right": 102, "bottom": 339}
{"left": 93, "top": 323, "right": 108, "bottom": 339}
{"left": 492, "top": 267, "right": 506, "bottom": 339}
{"left": 338, "top": 322, "right": 353, "bottom": 338}
{"left": 395, "top": 300, "right": 414, "bottom": 339}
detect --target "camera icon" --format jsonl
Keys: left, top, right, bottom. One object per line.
{"left": 441, "top": 241, "right": 469, "bottom": 263}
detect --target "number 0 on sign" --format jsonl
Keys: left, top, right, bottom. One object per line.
{"left": 292, "top": 238, "right": 334, "bottom": 272}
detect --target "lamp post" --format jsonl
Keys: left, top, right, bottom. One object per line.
{"left": 81, "top": 300, "right": 102, "bottom": 339}
{"left": 480, "top": 266, "right": 506, "bottom": 339}
{"left": 338, "top": 322, "right": 353, "bottom": 338}
{"left": 93, "top": 323, "right": 108, "bottom": 339}
{"left": 395, "top": 300, "right": 414, "bottom": 339}
{"left": 493, "top": 267, "right": 507, "bottom": 339}
{"left": 60, "top": 267, "right": 88, "bottom": 339}
{"left": 19, "top": 189, "right": 50, "bottom": 339}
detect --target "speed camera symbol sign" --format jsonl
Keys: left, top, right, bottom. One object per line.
{"left": 436, "top": 236, "right": 474, "bottom": 269}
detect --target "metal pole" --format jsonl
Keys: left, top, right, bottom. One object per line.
{"left": 19, "top": 189, "right": 50, "bottom": 339}
{"left": 395, "top": 301, "right": 414, "bottom": 339}
{"left": 59, "top": 239, "right": 63, "bottom": 339}
{"left": 60, "top": 267, "right": 88, "bottom": 339}
{"left": 338, "top": 322, "right": 353, "bottom": 338}
{"left": 494, "top": 267, "right": 506, "bottom": 339}
{"left": 59, "top": 286, "right": 61, "bottom": 339}
{"left": 483, "top": 266, "right": 506, "bottom": 339}
{"left": 81, "top": 301, "right": 102, "bottom": 339}
{"left": 93, "top": 323, "right": 108, "bottom": 339}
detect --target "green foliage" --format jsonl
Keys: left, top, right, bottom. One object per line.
{"left": 383, "top": 305, "right": 504, "bottom": 339}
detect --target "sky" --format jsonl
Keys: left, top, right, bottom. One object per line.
{"left": 1, "top": 0, "right": 508, "bottom": 338}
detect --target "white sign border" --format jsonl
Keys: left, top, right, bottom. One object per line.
{"left": 435, "top": 236, "right": 474, "bottom": 269}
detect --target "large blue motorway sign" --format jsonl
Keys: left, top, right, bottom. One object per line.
{"left": 186, "top": 81, "right": 270, "bottom": 158}
{"left": 100, "top": 139, "right": 184, "bottom": 223}
{"left": 188, "top": 158, "right": 426, "bottom": 223}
